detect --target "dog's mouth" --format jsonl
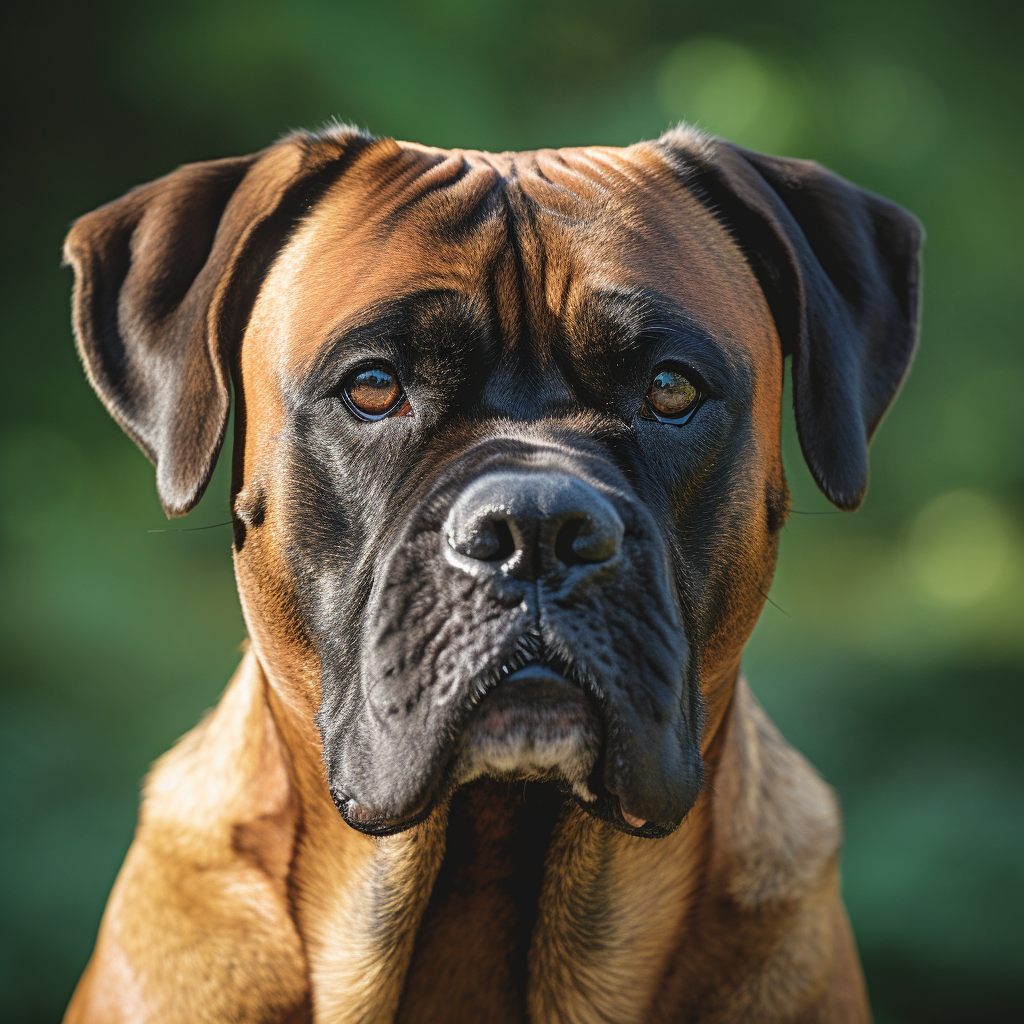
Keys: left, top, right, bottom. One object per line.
{"left": 336, "top": 642, "right": 677, "bottom": 838}
{"left": 456, "top": 663, "right": 666, "bottom": 835}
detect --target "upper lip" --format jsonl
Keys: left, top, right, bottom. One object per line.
{"left": 474, "top": 636, "right": 602, "bottom": 710}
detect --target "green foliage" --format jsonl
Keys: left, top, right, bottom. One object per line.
{"left": 2, "top": 2, "right": 1021, "bottom": 1020}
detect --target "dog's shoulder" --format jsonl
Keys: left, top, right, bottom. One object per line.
{"left": 712, "top": 677, "right": 843, "bottom": 907}
{"left": 63, "top": 650, "right": 309, "bottom": 1023}
{"left": 680, "top": 680, "right": 869, "bottom": 1023}
{"left": 140, "top": 645, "right": 299, "bottom": 881}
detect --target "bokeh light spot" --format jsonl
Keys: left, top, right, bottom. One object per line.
{"left": 907, "top": 490, "right": 1013, "bottom": 607}
{"left": 657, "top": 37, "right": 800, "bottom": 153}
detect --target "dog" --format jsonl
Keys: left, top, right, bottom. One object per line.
{"left": 60, "top": 124, "right": 920, "bottom": 1023}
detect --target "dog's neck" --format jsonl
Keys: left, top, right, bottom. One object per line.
{"left": 248, "top": 650, "right": 839, "bottom": 1024}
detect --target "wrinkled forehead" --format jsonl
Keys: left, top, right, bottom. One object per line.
{"left": 243, "top": 139, "right": 776, "bottom": 373}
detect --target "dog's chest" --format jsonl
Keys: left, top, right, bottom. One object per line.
{"left": 395, "top": 782, "right": 562, "bottom": 1024}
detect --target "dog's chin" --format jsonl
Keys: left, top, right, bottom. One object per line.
{"left": 452, "top": 665, "right": 682, "bottom": 837}
{"left": 454, "top": 664, "right": 603, "bottom": 803}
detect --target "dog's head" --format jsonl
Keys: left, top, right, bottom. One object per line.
{"left": 65, "top": 126, "right": 920, "bottom": 836}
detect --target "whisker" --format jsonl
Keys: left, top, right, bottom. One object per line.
{"left": 758, "top": 585, "right": 790, "bottom": 617}
{"left": 148, "top": 520, "right": 233, "bottom": 533}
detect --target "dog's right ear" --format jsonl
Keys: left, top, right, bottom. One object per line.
{"left": 64, "top": 127, "right": 372, "bottom": 517}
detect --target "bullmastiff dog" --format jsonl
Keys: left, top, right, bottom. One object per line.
{"left": 61, "top": 123, "right": 920, "bottom": 1023}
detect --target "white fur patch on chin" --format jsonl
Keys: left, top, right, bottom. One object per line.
{"left": 456, "top": 725, "right": 599, "bottom": 803}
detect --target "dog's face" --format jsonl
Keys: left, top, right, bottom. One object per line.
{"left": 233, "top": 143, "right": 784, "bottom": 835}
{"left": 64, "top": 127, "right": 921, "bottom": 837}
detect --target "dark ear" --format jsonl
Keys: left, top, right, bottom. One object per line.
{"left": 64, "top": 126, "right": 371, "bottom": 516}
{"left": 659, "top": 128, "right": 923, "bottom": 509}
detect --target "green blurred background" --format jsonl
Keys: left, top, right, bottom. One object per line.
{"left": 2, "top": 1, "right": 1021, "bottom": 1020}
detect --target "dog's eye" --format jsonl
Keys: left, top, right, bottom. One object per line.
{"left": 342, "top": 366, "right": 411, "bottom": 420}
{"left": 641, "top": 369, "right": 703, "bottom": 423}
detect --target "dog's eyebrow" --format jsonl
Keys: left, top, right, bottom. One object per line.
{"left": 301, "top": 290, "right": 492, "bottom": 398}
{"left": 586, "top": 287, "right": 741, "bottom": 391}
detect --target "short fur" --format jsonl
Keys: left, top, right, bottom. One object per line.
{"left": 61, "top": 124, "right": 921, "bottom": 1023}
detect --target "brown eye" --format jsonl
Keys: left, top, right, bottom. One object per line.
{"left": 343, "top": 366, "right": 409, "bottom": 420}
{"left": 642, "top": 369, "right": 702, "bottom": 422}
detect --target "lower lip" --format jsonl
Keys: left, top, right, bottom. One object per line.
{"left": 471, "top": 668, "right": 653, "bottom": 833}
{"left": 466, "top": 665, "right": 596, "bottom": 746}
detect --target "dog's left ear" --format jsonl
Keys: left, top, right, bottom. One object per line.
{"left": 659, "top": 129, "right": 923, "bottom": 509}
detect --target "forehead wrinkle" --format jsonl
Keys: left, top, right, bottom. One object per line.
{"left": 381, "top": 157, "right": 505, "bottom": 243}
{"left": 342, "top": 141, "right": 449, "bottom": 207}
{"left": 249, "top": 168, "right": 513, "bottom": 375}
{"left": 529, "top": 156, "right": 775, "bottom": 363}
{"left": 522, "top": 146, "right": 669, "bottom": 228}
{"left": 315, "top": 143, "right": 506, "bottom": 253}
{"left": 498, "top": 165, "right": 554, "bottom": 358}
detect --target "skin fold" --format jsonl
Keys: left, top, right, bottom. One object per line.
{"left": 61, "top": 125, "right": 921, "bottom": 1023}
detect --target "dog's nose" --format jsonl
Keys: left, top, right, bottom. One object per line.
{"left": 444, "top": 471, "right": 624, "bottom": 580}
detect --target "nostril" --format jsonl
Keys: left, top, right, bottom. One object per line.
{"left": 454, "top": 523, "right": 499, "bottom": 560}
{"left": 554, "top": 517, "right": 585, "bottom": 566}
{"left": 487, "top": 520, "right": 516, "bottom": 562}
{"left": 450, "top": 516, "right": 517, "bottom": 562}
{"left": 558, "top": 513, "right": 622, "bottom": 565}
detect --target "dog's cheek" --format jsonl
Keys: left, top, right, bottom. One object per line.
{"left": 674, "top": 460, "right": 782, "bottom": 733}
{"left": 236, "top": 452, "right": 362, "bottom": 717}
{"left": 233, "top": 526, "right": 324, "bottom": 717}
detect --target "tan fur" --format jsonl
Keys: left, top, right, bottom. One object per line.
{"left": 65, "top": 651, "right": 308, "bottom": 1023}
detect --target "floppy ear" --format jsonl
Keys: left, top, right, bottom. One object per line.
{"left": 64, "top": 127, "right": 372, "bottom": 516}
{"left": 659, "top": 128, "right": 923, "bottom": 509}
